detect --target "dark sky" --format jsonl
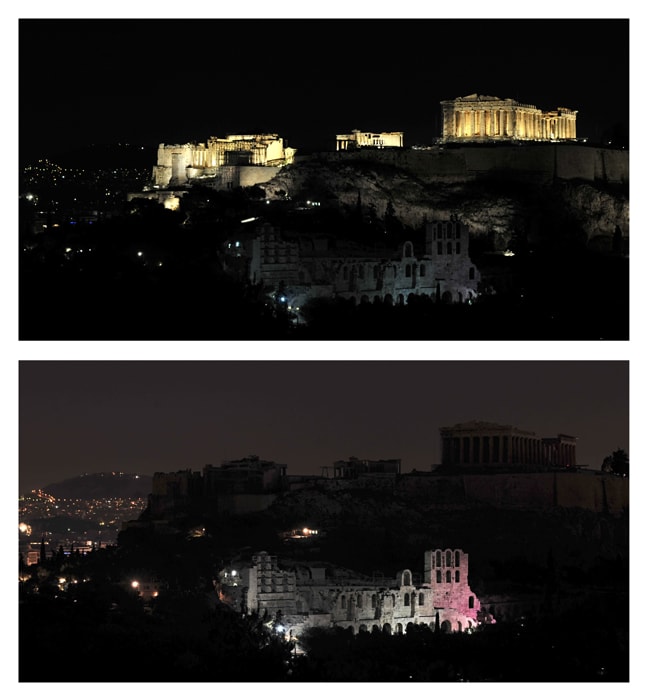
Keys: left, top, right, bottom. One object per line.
{"left": 19, "top": 361, "right": 628, "bottom": 493}
{"left": 18, "top": 17, "right": 629, "bottom": 161}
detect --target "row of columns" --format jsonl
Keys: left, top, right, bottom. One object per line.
{"left": 443, "top": 434, "right": 576, "bottom": 467}
{"left": 447, "top": 108, "right": 577, "bottom": 140}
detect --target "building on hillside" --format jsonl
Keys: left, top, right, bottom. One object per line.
{"left": 440, "top": 94, "right": 577, "bottom": 143}
{"left": 203, "top": 456, "right": 287, "bottom": 496}
{"left": 225, "top": 217, "right": 481, "bottom": 321}
{"left": 218, "top": 548, "right": 483, "bottom": 640}
{"left": 150, "top": 134, "right": 296, "bottom": 189}
{"left": 330, "top": 456, "right": 402, "bottom": 478}
{"left": 336, "top": 130, "right": 404, "bottom": 150}
{"left": 438, "top": 421, "right": 577, "bottom": 471}
{"left": 148, "top": 457, "right": 287, "bottom": 518}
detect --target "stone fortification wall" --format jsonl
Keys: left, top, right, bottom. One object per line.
{"left": 215, "top": 492, "right": 278, "bottom": 515}
{"left": 396, "top": 472, "right": 627, "bottom": 514}
{"left": 317, "top": 145, "right": 628, "bottom": 185}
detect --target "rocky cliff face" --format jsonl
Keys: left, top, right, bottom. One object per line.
{"left": 264, "top": 155, "right": 628, "bottom": 252}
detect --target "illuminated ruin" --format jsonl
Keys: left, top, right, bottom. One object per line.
{"left": 219, "top": 548, "right": 483, "bottom": 640}
{"left": 440, "top": 94, "right": 577, "bottom": 142}
{"left": 151, "top": 133, "right": 296, "bottom": 188}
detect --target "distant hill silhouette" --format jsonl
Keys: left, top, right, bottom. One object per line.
{"left": 41, "top": 472, "right": 152, "bottom": 499}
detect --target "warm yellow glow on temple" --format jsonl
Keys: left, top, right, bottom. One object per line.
{"left": 336, "top": 130, "right": 404, "bottom": 150}
{"left": 440, "top": 94, "right": 577, "bottom": 142}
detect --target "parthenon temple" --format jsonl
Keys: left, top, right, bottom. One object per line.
{"left": 439, "top": 421, "right": 578, "bottom": 470}
{"left": 440, "top": 94, "right": 577, "bottom": 142}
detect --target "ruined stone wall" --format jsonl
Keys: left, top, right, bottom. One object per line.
{"left": 395, "top": 472, "right": 628, "bottom": 513}
{"left": 317, "top": 145, "right": 628, "bottom": 185}
{"left": 215, "top": 492, "right": 278, "bottom": 515}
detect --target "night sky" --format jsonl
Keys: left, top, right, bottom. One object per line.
{"left": 18, "top": 15, "right": 630, "bottom": 162}
{"left": 19, "top": 361, "right": 628, "bottom": 493}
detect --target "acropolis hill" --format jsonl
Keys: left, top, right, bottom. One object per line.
{"left": 140, "top": 95, "right": 628, "bottom": 253}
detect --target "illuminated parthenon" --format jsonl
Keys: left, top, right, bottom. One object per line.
{"left": 440, "top": 94, "right": 577, "bottom": 143}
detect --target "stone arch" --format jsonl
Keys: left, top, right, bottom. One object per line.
{"left": 442, "top": 290, "right": 453, "bottom": 303}
{"left": 371, "top": 624, "right": 380, "bottom": 634}
{"left": 406, "top": 622, "right": 415, "bottom": 634}
{"left": 382, "top": 623, "right": 392, "bottom": 635}
{"left": 403, "top": 241, "right": 414, "bottom": 258}
{"left": 359, "top": 624, "right": 368, "bottom": 633}
{"left": 397, "top": 294, "right": 404, "bottom": 305}
{"left": 404, "top": 592, "right": 410, "bottom": 606}
{"left": 441, "top": 620, "right": 452, "bottom": 634}
{"left": 360, "top": 294, "right": 369, "bottom": 304}
{"left": 407, "top": 293, "right": 417, "bottom": 305}
{"left": 457, "top": 621, "right": 463, "bottom": 632}
{"left": 384, "top": 294, "right": 394, "bottom": 306}
{"left": 373, "top": 295, "right": 381, "bottom": 304}
{"left": 402, "top": 570, "right": 411, "bottom": 587}
{"left": 396, "top": 623, "right": 404, "bottom": 635}
{"left": 458, "top": 291, "right": 463, "bottom": 303}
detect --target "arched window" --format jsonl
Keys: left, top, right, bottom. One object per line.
{"left": 420, "top": 264, "right": 425, "bottom": 276}
{"left": 469, "top": 596, "right": 475, "bottom": 609}
{"left": 446, "top": 551, "right": 452, "bottom": 567}
{"left": 404, "top": 242, "right": 413, "bottom": 257}
{"left": 373, "top": 265, "right": 379, "bottom": 279}
{"left": 357, "top": 594, "right": 363, "bottom": 608}
{"left": 469, "top": 267, "right": 475, "bottom": 280}
{"left": 436, "top": 570, "right": 442, "bottom": 583}
{"left": 343, "top": 266, "right": 348, "bottom": 280}
{"left": 456, "top": 241, "right": 461, "bottom": 254}
{"left": 447, "top": 242, "right": 453, "bottom": 254}
{"left": 403, "top": 571, "right": 411, "bottom": 586}
{"left": 405, "top": 264, "right": 411, "bottom": 277}
{"left": 404, "top": 593, "right": 410, "bottom": 606}
{"left": 419, "top": 592, "right": 425, "bottom": 606}
{"left": 358, "top": 265, "right": 364, "bottom": 279}
{"left": 446, "top": 571, "right": 451, "bottom": 583}
{"left": 436, "top": 551, "right": 442, "bottom": 567}
{"left": 341, "top": 595, "right": 346, "bottom": 608}
{"left": 455, "top": 570, "right": 460, "bottom": 582}
{"left": 437, "top": 241, "right": 443, "bottom": 255}
{"left": 455, "top": 551, "right": 460, "bottom": 567}
{"left": 371, "top": 594, "right": 377, "bottom": 608}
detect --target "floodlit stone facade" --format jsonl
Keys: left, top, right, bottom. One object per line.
{"left": 336, "top": 130, "right": 404, "bottom": 150}
{"left": 219, "top": 549, "right": 482, "bottom": 639}
{"left": 440, "top": 94, "right": 577, "bottom": 143}
{"left": 151, "top": 134, "right": 296, "bottom": 188}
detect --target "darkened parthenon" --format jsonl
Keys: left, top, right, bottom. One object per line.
{"left": 439, "top": 421, "right": 577, "bottom": 471}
